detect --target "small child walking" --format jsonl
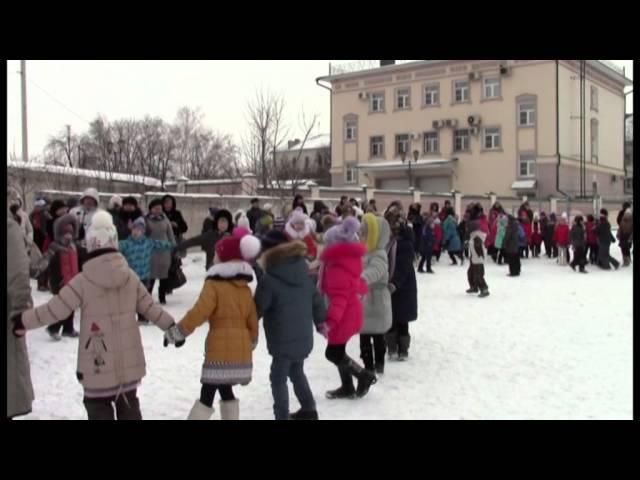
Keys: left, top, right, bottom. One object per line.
{"left": 569, "top": 215, "right": 588, "bottom": 273}
{"left": 466, "top": 204, "right": 490, "bottom": 298}
{"left": 255, "top": 231, "right": 327, "bottom": 420}
{"left": 417, "top": 213, "right": 435, "bottom": 274}
{"left": 585, "top": 214, "right": 598, "bottom": 265}
{"left": 554, "top": 213, "right": 571, "bottom": 265}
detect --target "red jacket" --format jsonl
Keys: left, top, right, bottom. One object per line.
{"left": 553, "top": 224, "right": 570, "bottom": 246}
{"left": 531, "top": 221, "right": 542, "bottom": 246}
{"left": 433, "top": 224, "right": 443, "bottom": 252}
{"left": 319, "top": 242, "right": 367, "bottom": 345}
{"left": 585, "top": 220, "right": 597, "bottom": 245}
{"left": 522, "top": 222, "right": 532, "bottom": 242}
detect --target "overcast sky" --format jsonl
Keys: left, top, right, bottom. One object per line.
{"left": 6, "top": 60, "right": 633, "bottom": 160}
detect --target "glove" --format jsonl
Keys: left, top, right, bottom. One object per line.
{"left": 12, "top": 314, "right": 26, "bottom": 337}
{"left": 163, "top": 324, "right": 186, "bottom": 348}
{"left": 388, "top": 283, "right": 397, "bottom": 295}
{"left": 316, "top": 322, "right": 330, "bottom": 339}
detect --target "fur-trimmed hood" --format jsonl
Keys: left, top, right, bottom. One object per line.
{"left": 53, "top": 213, "right": 79, "bottom": 243}
{"left": 261, "top": 240, "right": 308, "bottom": 270}
{"left": 206, "top": 260, "right": 257, "bottom": 294}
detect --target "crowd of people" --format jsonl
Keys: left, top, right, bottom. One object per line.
{"left": 6, "top": 186, "right": 633, "bottom": 420}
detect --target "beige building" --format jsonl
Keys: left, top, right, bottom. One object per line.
{"left": 273, "top": 133, "right": 331, "bottom": 185}
{"left": 317, "top": 60, "right": 632, "bottom": 199}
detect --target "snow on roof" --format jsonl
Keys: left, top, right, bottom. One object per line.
{"left": 276, "top": 134, "right": 330, "bottom": 153}
{"left": 269, "top": 179, "right": 315, "bottom": 188}
{"left": 7, "top": 161, "right": 162, "bottom": 187}
{"left": 511, "top": 180, "right": 537, "bottom": 190}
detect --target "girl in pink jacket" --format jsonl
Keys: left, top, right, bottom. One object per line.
{"left": 318, "top": 217, "right": 376, "bottom": 399}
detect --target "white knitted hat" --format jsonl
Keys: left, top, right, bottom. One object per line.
{"left": 86, "top": 210, "right": 118, "bottom": 252}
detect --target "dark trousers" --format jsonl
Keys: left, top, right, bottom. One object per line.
{"left": 507, "top": 252, "right": 521, "bottom": 276}
{"left": 148, "top": 278, "right": 170, "bottom": 303}
{"left": 418, "top": 252, "right": 433, "bottom": 272}
{"left": 47, "top": 314, "right": 74, "bottom": 335}
{"left": 205, "top": 251, "right": 214, "bottom": 271}
{"left": 586, "top": 243, "right": 599, "bottom": 264}
{"left": 497, "top": 248, "right": 504, "bottom": 264}
{"left": 620, "top": 244, "right": 632, "bottom": 258}
{"left": 520, "top": 246, "right": 529, "bottom": 258}
{"left": 83, "top": 389, "right": 142, "bottom": 420}
{"left": 532, "top": 243, "right": 541, "bottom": 257}
{"left": 467, "top": 264, "right": 488, "bottom": 291}
{"left": 359, "top": 334, "right": 386, "bottom": 370}
{"left": 434, "top": 250, "right": 441, "bottom": 261}
{"left": 270, "top": 356, "right": 316, "bottom": 420}
{"left": 386, "top": 321, "right": 410, "bottom": 355}
{"left": 448, "top": 250, "right": 464, "bottom": 264}
{"left": 325, "top": 344, "right": 347, "bottom": 365}
{"left": 463, "top": 242, "right": 470, "bottom": 259}
{"left": 544, "top": 240, "right": 557, "bottom": 258}
{"left": 570, "top": 246, "right": 587, "bottom": 271}
{"left": 37, "top": 270, "right": 48, "bottom": 290}
{"left": 200, "top": 384, "right": 235, "bottom": 408}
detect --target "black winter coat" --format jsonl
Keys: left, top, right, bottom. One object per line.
{"left": 570, "top": 224, "right": 586, "bottom": 248}
{"left": 389, "top": 226, "right": 418, "bottom": 324}
{"left": 503, "top": 218, "right": 520, "bottom": 254}
{"left": 246, "top": 207, "right": 265, "bottom": 233}
{"left": 108, "top": 208, "right": 130, "bottom": 241}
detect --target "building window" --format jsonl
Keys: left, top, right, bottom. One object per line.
{"left": 483, "top": 77, "right": 500, "bottom": 99}
{"left": 304, "top": 156, "right": 310, "bottom": 170}
{"left": 345, "top": 163, "right": 357, "bottom": 184}
{"left": 396, "top": 88, "right": 410, "bottom": 109}
{"left": 518, "top": 103, "right": 536, "bottom": 126}
{"left": 371, "top": 92, "right": 385, "bottom": 112}
{"left": 484, "top": 127, "right": 501, "bottom": 149}
{"left": 345, "top": 120, "right": 357, "bottom": 141}
{"left": 453, "top": 129, "right": 470, "bottom": 152}
{"left": 423, "top": 131, "right": 439, "bottom": 153}
{"left": 424, "top": 84, "right": 439, "bottom": 106}
{"left": 591, "top": 86, "right": 598, "bottom": 111}
{"left": 316, "top": 155, "right": 322, "bottom": 167}
{"left": 454, "top": 80, "right": 469, "bottom": 103}
{"left": 591, "top": 119, "right": 598, "bottom": 163}
{"left": 292, "top": 157, "right": 297, "bottom": 169}
{"left": 395, "top": 134, "right": 410, "bottom": 156}
{"left": 519, "top": 154, "right": 536, "bottom": 178}
{"left": 370, "top": 136, "right": 384, "bottom": 157}
{"left": 625, "top": 178, "right": 633, "bottom": 191}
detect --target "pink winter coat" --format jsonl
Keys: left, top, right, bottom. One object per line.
{"left": 319, "top": 242, "right": 368, "bottom": 345}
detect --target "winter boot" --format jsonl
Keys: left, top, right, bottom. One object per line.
{"left": 361, "top": 349, "right": 375, "bottom": 374}
{"left": 385, "top": 332, "right": 398, "bottom": 360}
{"left": 219, "top": 399, "right": 240, "bottom": 420}
{"left": 397, "top": 335, "right": 411, "bottom": 361}
{"left": 47, "top": 330, "right": 62, "bottom": 341}
{"left": 623, "top": 256, "right": 631, "bottom": 267}
{"left": 343, "top": 357, "right": 377, "bottom": 398}
{"left": 427, "top": 268, "right": 435, "bottom": 274}
{"left": 61, "top": 330, "right": 79, "bottom": 338}
{"left": 478, "top": 289, "right": 490, "bottom": 298}
{"left": 375, "top": 361, "right": 385, "bottom": 375}
{"left": 187, "top": 400, "right": 214, "bottom": 420}
{"left": 326, "top": 364, "right": 356, "bottom": 400}
{"left": 466, "top": 287, "right": 479, "bottom": 294}
{"left": 289, "top": 409, "right": 319, "bottom": 420}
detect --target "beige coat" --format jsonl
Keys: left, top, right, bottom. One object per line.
{"left": 21, "top": 250, "right": 175, "bottom": 393}
{"left": 7, "top": 216, "right": 35, "bottom": 418}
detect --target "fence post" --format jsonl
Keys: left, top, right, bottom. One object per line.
{"left": 454, "top": 191, "right": 462, "bottom": 218}
{"left": 549, "top": 196, "right": 557, "bottom": 214}
{"left": 413, "top": 188, "right": 421, "bottom": 204}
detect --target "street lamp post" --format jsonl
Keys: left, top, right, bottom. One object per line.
{"left": 401, "top": 149, "right": 419, "bottom": 189}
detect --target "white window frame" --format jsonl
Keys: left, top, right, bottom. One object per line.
{"left": 345, "top": 163, "right": 357, "bottom": 184}
{"left": 591, "top": 119, "right": 598, "bottom": 164}
{"left": 591, "top": 85, "right": 598, "bottom": 111}
{"left": 518, "top": 103, "right": 536, "bottom": 126}
{"left": 454, "top": 80, "right": 469, "bottom": 103}
{"left": 395, "top": 134, "right": 410, "bottom": 156}
{"left": 396, "top": 88, "right": 410, "bottom": 110}
{"left": 423, "top": 84, "right": 439, "bottom": 106}
{"left": 483, "top": 127, "right": 501, "bottom": 150}
{"left": 371, "top": 93, "right": 385, "bottom": 113}
{"left": 370, "top": 136, "right": 384, "bottom": 158}
{"left": 519, "top": 154, "right": 536, "bottom": 178}
{"left": 453, "top": 129, "right": 470, "bottom": 152}
{"left": 345, "top": 120, "right": 357, "bottom": 141}
{"left": 483, "top": 77, "right": 500, "bottom": 99}
{"left": 423, "top": 131, "right": 439, "bottom": 153}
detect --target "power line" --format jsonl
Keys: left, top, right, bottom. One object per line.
{"left": 26, "top": 76, "right": 92, "bottom": 125}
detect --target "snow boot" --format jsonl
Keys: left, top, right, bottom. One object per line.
{"left": 385, "top": 332, "right": 398, "bottom": 360}
{"left": 343, "top": 357, "right": 377, "bottom": 398}
{"left": 466, "top": 287, "right": 479, "bottom": 294}
{"left": 326, "top": 364, "right": 356, "bottom": 400}
{"left": 397, "top": 335, "right": 410, "bottom": 361}
{"left": 219, "top": 399, "right": 240, "bottom": 420}
{"left": 47, "top": 330, "right": 62, "bottom": 341}
{"left": 290, "top": 409, "right": 319, "bottom": 420}
{"left": 375, "top": 362, "right": 385, "bottom": 375}
{"left": 61, "top": 330, "right": 79, "bottom": 338}
{"left": 187, "top": 400, "right": 214, "bottom": 420}
{"left": 623, "top": 256, "right": 631, "bottom": 267}
{"left": 427, "top": 268, "right": 435, "bottom": 274}
{"left": 478, "top": 289, "right": 490, "bottom": 298}
{"left": 361, "top": 347, "right": 375, "bottom": 374}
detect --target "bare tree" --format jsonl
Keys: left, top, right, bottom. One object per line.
{"left": 44, "top": 126, "right": 81, "bottom": 167}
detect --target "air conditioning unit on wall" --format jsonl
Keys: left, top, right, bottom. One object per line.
{"left": 469, "top": 71, "right": 481, "bottom": 81}
{"left": 499, "top": 63, "right": 512, "bottom": 76}
{"left": 611, "top": 175, "right": 617, "bottom": 183}
{"left": 358, "top": 92, "right": 369, "bottom": 100}
{"left": 468, "top": 115, "right": 481, "bottom": 126}
{"left": 432, "top": 120, "right": 445, "bottom": 129}
{"left": 445, "top": 119, "right": 458, "bottom": 128}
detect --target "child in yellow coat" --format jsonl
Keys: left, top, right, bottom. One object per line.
{"left": 164, "top": 233, "right": 261, "bottom": 420}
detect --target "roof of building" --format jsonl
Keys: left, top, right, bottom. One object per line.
{"left": 7, "top": 160, "right": 162, "bottom": 187}
{"left": 276, "top": 134, "right": 330, "bottom": 153}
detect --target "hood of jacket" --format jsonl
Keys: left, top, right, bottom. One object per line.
{"left": 82, "top": 250, "right": 131, "bottom": 289}
{"left": 213, "top": 209, "right": 234, "bottom": 233}
{"left": 161, "top": 194, "right": 177, "bottom": 212}
{"left": 53, "top": 214, "right": 79, "bottom": 243}
{"left": 320, "top": 242, "right": 367, "bottom": 278}
{"left": 261, "top": 241, "right": 309, "bottom": 286}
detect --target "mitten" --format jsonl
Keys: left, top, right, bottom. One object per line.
{"left": 12, "top": 314, "right": 26, "bottom": 337}
{"left": 163, "top": 324, "right": 186, "bottom": 348}
{"left": 316, "top": 322, "right": 330, "bottom": 339}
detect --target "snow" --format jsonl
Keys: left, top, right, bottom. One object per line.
{"left": 18, "top": 248, "right": 632, "bottom": 420}
{"left": 7, "top": 161, "right": 162, "bottom": 187}
{"left": 511, "top": 180, "right": 537, "bottom": 190}
{"left": 276, "top": 134, "right": 330, "bottom": 153}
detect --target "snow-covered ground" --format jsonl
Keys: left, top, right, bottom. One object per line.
{"left": 19, "top": 248, "right": 633, "bottom": 420}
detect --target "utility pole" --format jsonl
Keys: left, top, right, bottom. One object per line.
{"left": 20, "top": 60, "right": 29, "bottom": 163}
{"left": 66, "top": 124, "right": 72, "bottom": 166}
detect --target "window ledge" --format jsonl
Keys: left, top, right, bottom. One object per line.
{"left": 421, "top": 104, "right": 441, "bottom": 109}
{"left": 423, "top": 151, "right": 442, "bottom": 156}
{"left": 393, "top": 107, "right": 412, "bottom": 112}
{"left": 368, "top": 110, "right": 386, "bottom": 115}
{"left": 344, "top": 139, "right": 357, "bottom": 143}
{"left": 481, "top": 148, "right": 504, "bottom": 153}
{"left": 453, "top": 149, "right": 471, "bottom": 154}
{"left": 517, "top": 124, "right": 536, "bottom": 129}
{"left": 451, "top": 101, "right": 472, "bottom": 106}
{"left": 481, "top": 97, "right": 503, "bottom": 103}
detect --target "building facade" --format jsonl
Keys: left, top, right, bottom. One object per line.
{"left": 273, "top": 133, "right": 331, "bottom": 186}
{"left": 317, "top": 60, "right": 631, "bottom": 199}
{"left": 624, "top": 113, "right": 633, "bottom": 194}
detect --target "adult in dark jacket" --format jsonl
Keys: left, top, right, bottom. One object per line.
{"left": 618, "top": 209, "right": 633, "bottom": 266}
{"left": 503, "top": 215, "right": 521, "bottom": 276}
{"left": 292, "top": 194, "right": 308, "bottom": 215}
{"left": 458, "top": 211, "right": 470, "bottom": 259}
{"left": 543, "top": 213, "right": 558, "bottom": 258}
{"left": 311, "top": 200, "right": 329, "bottom": 233}
{"left": 30, "top": 199, "right": 51, "bottom": 291}
{"left": 179, "top": 209, "right": 233, "bottom": 270}
{"left": 518, "top": 201, "right": 534, "bottom": 223}
{"left": 117, "top": 196, "right": 144, "bottom": 240}
{"left": 569, "top": 215, "right": 588, "bottom": 273}
{"left": 107, "top": 195, "right": 129, "bottom": 241}
{"left": 255, "top": 233, "right": 327, "bottom": 420}
{"left": 408, "top": 203, "right": 423, "bottom": 255}
{"left": 384, "top": 212, "right": 417, "bottom": 361}
{"left": 594, "top": 209, "right": 620, "bottom": 270}
{"left": 162, "top": 194, "right": 188, "bottom": 241}
{"left": 616, "top": 202, "right": 631, "bottom": 228}
{"left": 246, "top": 198, "right": 265, "bottom": 233}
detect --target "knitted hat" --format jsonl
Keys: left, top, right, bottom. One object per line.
{"left": 215, "top": 234, "right": 261, "bottom": 262}
{"left": 49, "top": 199, "right": 67, "bottom": 216}
{"left": 109, "top": 195, "right": 123, "bottom": 209}
{"left": 131, "top": 216, "right": 146, "bottom": 232}
{"left": 80, "top": 188, "right": 99, "bottom": 206}
{"left": 259, "top": 214, "right": 273, "bottom": 226}
{"left": 148, "top": 198, "right": 163, "bottom": 211}
{"left": 289, "top": 209, "right": 308, "bottom": 225}
{"left": 86, "top": 211, "right": 118, "bottom": 252}
{"left": 323, "top": 216, "right": 360, "bottom": 247}
{"left": 34, "top": 199, "right": 46, "bottom": 208}
{"left": 261, "top": 230, "right": 289, "bottom": 251}
{"left": 122, "top": 196, "right": 138, "bottom": 208}
{"left": 236, "top": 213, "right": 250, "bottom": 231}
{"left": 361, "top": 213, "right": 379, "bottom": 253}
{"left": 263, "top": 203, "right": 273, "bottom": 212}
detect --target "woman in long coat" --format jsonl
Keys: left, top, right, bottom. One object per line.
{"left": 146, "top": 198, "right": 176, "bottom": 304}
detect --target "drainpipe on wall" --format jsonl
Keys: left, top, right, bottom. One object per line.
{"left": 555, "top": 60, "right": 570, "bottom": 213}
{"left": 316, "top": 73, "right": 333, "bottom": 184}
